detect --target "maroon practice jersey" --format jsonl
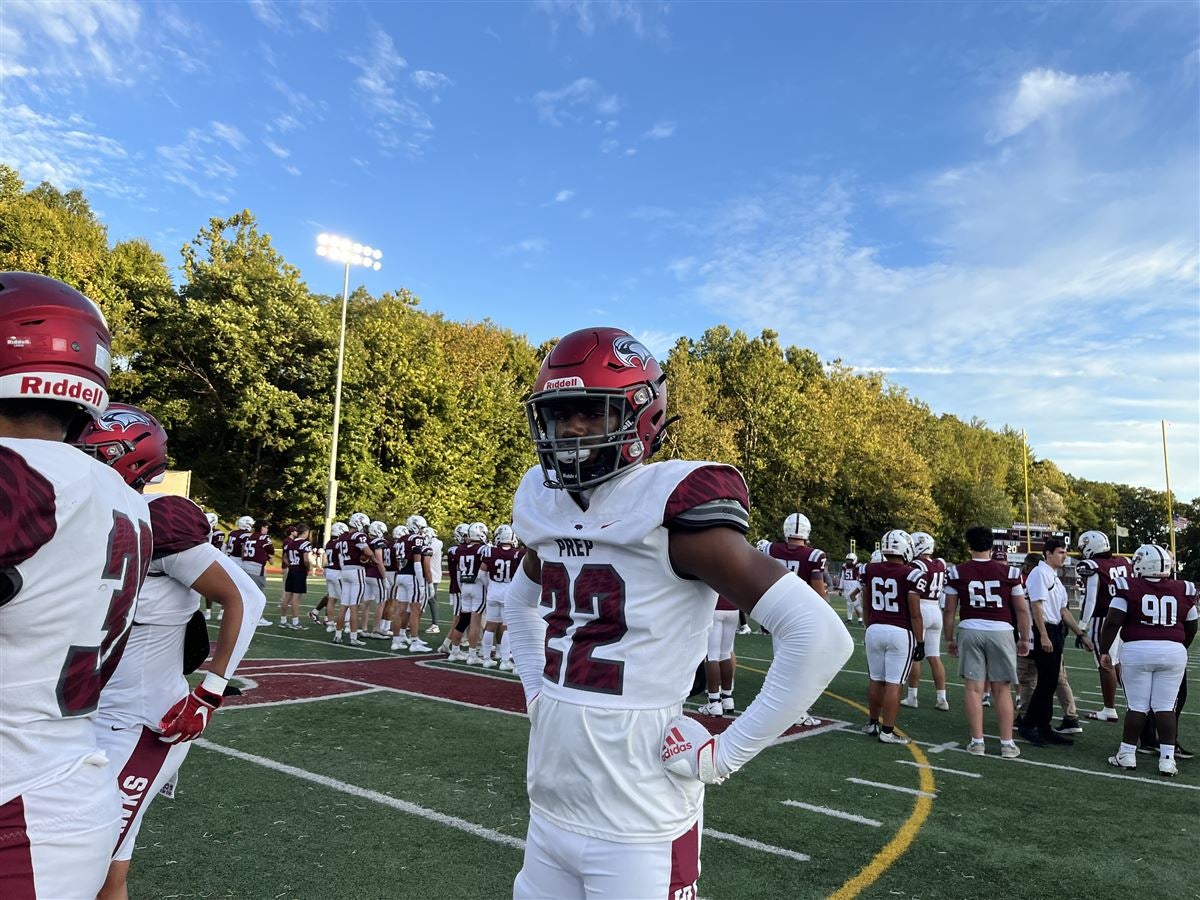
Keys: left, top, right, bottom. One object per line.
{"left": 323, "top": 537, "right": 342, "bottom": 570}
{"left": 209, "top": 529, "right": 226, "bottom": 551}
{"left": 910, "top": 557, "right": 948, "bottom": 603}
{"left": 454, "top": 542, "right": 487, "bottom": 585}
{"left": 225, "top": 528, "right": 247, "bottom": 558}
{"left": 862, "top": 560, "right": 919, "bottom": 629}
{"left": 241, "top": 532, "right": 274, "bottom": 567}
{"left": 945, "top": 559, "right": 1025, "bottom": 624}
{"left": 367, "top": 537, "right": 388, "bottom": 578}
{"left": 484, "top": 544, "right": 526, "bottom": 584}
{"left": 283, "top": 538, "right": 313, "bottom": 571}
{"left": 765, "top": 541, "right": 827, "bottom": 586}
{"left": 716, "top": 593, "right": 738, "bottom": 611}
{"left": 339, "top": 530, "right": 372, "bottom": 568}
{"left": 1078, "top": 555, "right": 1132, "bottom": 621}
{"left": 1111, "top": 576, "right": 1197, "bottom": 643}
{"left": 446, "top": 544, "right": 462, "bottom": 593}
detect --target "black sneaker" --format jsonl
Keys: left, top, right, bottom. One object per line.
{"left": 1137, "top": 743, "right": 1161, "bottom": 756}
{"left": 1054, "top": 717, "right": 1084, "bottom": 735}
{"left": 1042, "top": 728, "right": 1073, "bottom": 746}
{"left": 1175, "top": 744, "right": 1194, "bottom": 760}
{"left": 1019, "top": 726, "right": 1046, "bottom": 747}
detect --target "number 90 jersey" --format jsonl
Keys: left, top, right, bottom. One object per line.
{"left": 513, "top": 460, "right": 750, "bottom": 711}
{"left": 0, "top": 440, "right": 152, "bottom": 806}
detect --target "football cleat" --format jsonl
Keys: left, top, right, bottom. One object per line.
{"left": 721, "top": 696, "right": 735, "bottom": 712}
{"left": 349, "top": 637, "right": 367, "bottom": 647}
{"left": 796, "top": 713, "right": 819, "bottom": 727}
{"left": 466, "top": 653, "right": 481, "bottom": 666}
{"left": 878, "top": 730, "right": 909, "bottom": 745}
{"left": 332, "top": 632, "right": 343, "bottom": 643}
{"left": 482, "top": 658, "right": 498, "bottom": 669}
{"left": 861, "top": 722, "right": 880, "bottom": 736}
{"left": 498, "top": 660, "right": 515, "bottom": 672}
{"left": 1108, "top": 752, "right": 1137, "bottom": 770}
{"left": 425, "top": 624, "right": 441, "bottom": 635}
{"left": 389, "top": 637, "right": 406, "bottom": 652}
{"left": 1159, "top": 757, "right": 1179, "bottom": 777}
{"left": 697, "top": 701, "right": 724, "bottom": 717}
{"left": 736, "top": 624, "right": 751, "bottom": 635}
{"left": 407, "top": 639, "right": 432, "bottom": 653}
{"left": 935, "top": 698, "right": 950, "bottom": 711}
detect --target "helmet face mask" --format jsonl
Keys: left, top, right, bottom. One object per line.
{"left": 369, "top": 520, "right": 387, "bottom": 538}
{"left": 525, "top": 327, "right": 668, "bottom": 492}
{"left": 348, "top": 512, "right": 370, "bottom": 532}
{"left": 453, "top": 523, "right": 469, "bottom": 544}
{"left": 910, "top": 531, "right": 935, "bottom": 557}
{"left": 407, "top": 514, "right": 427, "bottom": 535}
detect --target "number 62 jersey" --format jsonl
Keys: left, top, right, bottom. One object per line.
{"left": 512, "top": 459, "right": 750, "bottom": 843}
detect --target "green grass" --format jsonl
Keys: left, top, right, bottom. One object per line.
{"left": 128, "top": 579, "right": 1200, "bottom": 899}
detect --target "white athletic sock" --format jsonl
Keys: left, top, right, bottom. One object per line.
{"left": 291, "top": 617, "right": 299, "bottom": 626}
{"left": 279, "top": 617, "right": 286, "bottom": 626}
{"left": 1161, "top": 744, "right": 1176, "bottom": 760}
{"left": 481, "top": 632, "right": 495, "bottom": 660}
{"left": 1119, "top": 742, "right": 1137, "bottom": 755}
{"left": 1101, "top": 706, "right": 1117, "bottom": 718}
{"left": 708, "top": 693, "right": 721, "bottom": 704}
{"left": 907, "top": 688, "right": 918, "bottom": 702}
{"left": 936, "top": 690, "right": 947, "bottom": 702}
{"left": 499, "top": 631, "right": 511, "bottom": 660}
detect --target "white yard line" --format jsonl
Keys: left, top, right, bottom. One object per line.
{"left": 896, "top": 760, "right": 981, "bottom": 779}
{"left": 846, "top": 777, "right": 937, "bottom": 799}
{"left": 221, "top": 688, "right": 383, "bottom": 710}
{"left": 780, "top": 800, "right": 881, "bottom": 827}
{"left": 702, "top": 829, "right": 809, "bottom": 862}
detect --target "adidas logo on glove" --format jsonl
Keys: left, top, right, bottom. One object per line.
{"left": 660, "top": 715, "right": 726, "bottom": 784}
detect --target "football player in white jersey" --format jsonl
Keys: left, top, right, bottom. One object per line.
{"left": 72, "top": 403, "right": 266, "bottom": 900}
{"left": 0, "top": 272, "right": 153, "bottom": 900}
{"left": 506, "top": 327, "right": 853, "bottom": 899}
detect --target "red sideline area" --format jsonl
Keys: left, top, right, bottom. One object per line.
{"left": 227, "top": 656, "right": 824, "bottom": 737}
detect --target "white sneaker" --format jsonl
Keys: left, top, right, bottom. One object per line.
{"left": 1159, "top": 757, "right": 1179, "bottom": 777}
{"left": 371, "top": 630, "right": 392, "bottom": 640}
{"left": 861, "top": 722, "right": 880, "bottom": 736}
{"left": 878, "top": 730, "right": 909, "bottom": 745}
{"left": 289, "top": 623, "right": 305, "bottom": 630}
{"left": 1000, "top": 743, "right": 1021, "bottom": 759}
{"left": 482, "top": 658, "right": 498, "bottom": 669}
{"left": 408, "top": 639, "right": 432, "bottom": 653}
{"left": 332, "top": 632, "right": 343, "bottom": 643}
{"left": 935, "top": 698, "right": 950, "bottom": 711}
{"left": 900, "top": 697, "right": 919, "bottom": 709}
{"left": 326, "top": 623, "right": 336, "bottom": 633}
{"left": 439, "top": 640, "right": 452, "bottom": 654}
{"left": 967, "top": 741, "right": 986, "bottom": 756}
{"left": 466, "top": 653, "right": 481, "bottom": 666}
{"left": 736, "top": 624, "right": 752, "bottom": 635}
{"left": 390, "top": 637, "right": 405, "bottom": 652}
{"left": 1108, "top": 751, "right": 1137, "bottom": 770}
{"left": 425, "top": 624, "right": 441, "bottom": 635}
{"left": 203, "top": 609, "right": 212, "bottom": 621}
{"left": 721, "top": 696, "right": 735, "bottom": 712}
{"left": 499, "top": 660, "right": 515, "bottom": 672}
{"left": 796, "top": 714, "right": 820, "bottom": 727}
{"left": 257, "top": 617, "right": 272, "bottom": 627}
{"left": 349, "top": 637, "right": 367, "bottom": 647}
{"left": 448, "top": 648, "right": 462, "bottom": 661}
{"left": 697, "top": 701, "right": 723, "bottom": 716}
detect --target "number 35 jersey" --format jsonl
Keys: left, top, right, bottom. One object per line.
{"left": 0, "top": 439, "right": 151, "bottom": 805}
{"left": 513, "top": 459, "right": 750, "bottom": 842}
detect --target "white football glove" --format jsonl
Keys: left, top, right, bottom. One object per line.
{"left": 425, "top": 582, "right": 437, "bottom": 602}
{"left": 661, "top": 715, "right": 726, "bottom": 784}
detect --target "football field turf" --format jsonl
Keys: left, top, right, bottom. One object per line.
{"left": 128, "top": 578, "right": 1199, "bottom": 899}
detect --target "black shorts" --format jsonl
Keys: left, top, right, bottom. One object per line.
{"left": 284, "top": 569, "right": 308, "bottom": 594}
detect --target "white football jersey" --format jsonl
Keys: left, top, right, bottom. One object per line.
{"left": 97, "top": 494, "right": 228, "bottom": 729}
{"left": 0, "top": 438, "right": 151, "bottom": 805}
{"left": 513, "top": 459, "right": 750, "bottom": 842}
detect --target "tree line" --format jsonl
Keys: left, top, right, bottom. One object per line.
{"left": 2, "top": 165, "right": 1193, "bottom": 573}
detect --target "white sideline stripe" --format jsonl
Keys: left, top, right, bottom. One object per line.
{"left": 781, "top": 800, "right": 881, "bottom": 827}
{"left": 702, "top": 829, "right": 809, "bottom": 862}
{"left": 846, "top": 778, "right": 937, "bottom": 799}
{"left": 896, "top": 760, "right": 981, "bottom": 779}
{"left": 221, "top": 688, "right": 383, "bottom": 710}
{"left": 209, "top": 623, "right": 396, "bottom": 657}
{"left": 194, "top": 739, "right": 527, "bottom": 849}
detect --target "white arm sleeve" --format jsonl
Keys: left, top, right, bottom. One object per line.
{"left": 715, "top": 572, "right": 853, "bottom": 777}
{"left": 504, "top": 565, "right": 546, "bottom": 707}
{"left": 204, "top": 553, "right": 266, "bottom": 680}
{"left": 1080, "top": 571, "right": 1099, "bottom": 623}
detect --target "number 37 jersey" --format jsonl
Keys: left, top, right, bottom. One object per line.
{"left": 513, "top": 460, "right": 751, "bottom": 710}
{"left": 0, "top": 440, "right": 152, "bottom": 805}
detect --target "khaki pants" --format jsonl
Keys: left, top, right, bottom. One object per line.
{"left": 1017, "top": 652, "right": 1077, "bottom": 719}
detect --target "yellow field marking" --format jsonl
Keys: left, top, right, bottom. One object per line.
{"left": 736, "top": 665, "right": 935, "bottom": 900}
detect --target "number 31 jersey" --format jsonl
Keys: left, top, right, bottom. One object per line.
{"left": 0, "top": 440, "right": 152, "bottom": 805}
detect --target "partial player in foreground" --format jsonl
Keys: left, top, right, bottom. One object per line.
{"left": 74, "top": 404, "right": 266, "bottom": 900}
{"left": 505, "top": 327, "right": 852, "bottom": 899}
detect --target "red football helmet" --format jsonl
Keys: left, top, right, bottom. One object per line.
{"left": 0, "top": 272, "right": 112, "bottom": 416}
{"left": 525, "top": 327, "right": 670, "bottom": 490}
{"left": 74, "top": 402, "right": 168, "bottom": 491}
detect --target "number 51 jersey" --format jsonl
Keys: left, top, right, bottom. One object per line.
{"left": 0, "top": 440, "right": 152, "bottom": 805}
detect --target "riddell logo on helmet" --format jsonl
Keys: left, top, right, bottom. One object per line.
{"left": 17, "top": 374, "right": 105, "bottom": 406}
{"left": 544, "top": 376, "right": 584, "bottom": 390}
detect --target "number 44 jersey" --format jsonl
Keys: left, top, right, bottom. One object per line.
{"left": 0, "top": 440, "right": 152, "bottom": 805}
{"left": 512, "top": 459, "right": 750, "bottom": 843}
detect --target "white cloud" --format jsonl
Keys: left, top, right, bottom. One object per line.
{"left": 990, "top": 68, "right": 1131, "bottom": 142}
{"left": 263, "top": 139, "right": 290, "bottom": 159}
{"left": 503, "top": 238, "right": 548, "bottom": 255}
{"left": 533, "top": 0, "right": 668, "bottom": 40}
{"left": 0, "top": 103, "right": 138, "bottom": 198}
{"left": 554, "top": 189, "right": 575, "bottom": 203}
{"left": 210, "top": 122, "right": 248, "bottom": 151}
{"left": 0, "top": 0, "right": 142, "bottom": 86}
{"left": 643, "top": 121, "right": 675, "bottom": 140}
{"left": 156, "top": 124, "right": 247, "bottom": 203}
{"left": 624, "top": 147, "right": 637, "bottom": 156}
{"left": 411, "top": 70, "right": 453, "bottom": 102}
{"left": 349, "top": 26, "right": 435, "bottom": 155}
{"left": 533, "top": 78, "right": 620, "bottom": 126}
{"left": 248, "top": 0, "right": 330, "bottom": 32}
{"left": 284, "top": 164, "right": 301, "bottom": 177}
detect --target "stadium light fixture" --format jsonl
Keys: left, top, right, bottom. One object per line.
{"left": 315, "top": 232, "right": 384, "bottom": 546}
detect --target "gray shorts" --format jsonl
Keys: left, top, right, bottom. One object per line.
{"left": 958, "top": 629, "right": 1017, "bottom": 684}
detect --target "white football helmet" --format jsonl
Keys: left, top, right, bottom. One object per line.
{"left": 755, "top": 538, "right": 771, "bottom": 553}
{"left": 910, "top": 532, "right": 934, "bottom": 558}
{"left": 407, "top": 514, "right": 427, "bottom": 534}
{"left": 392, "top": 524, "right": 407, "bottom": 539}
{"left": 467, "top": 522, "right": 489, "bottom": 544}
{"left": 348, "top": 512, "right": 370, "bottom": 531}
{"left": 205, "top": 512, "right": 219, "bottom": 528}
{"left": 236, "top": 515, "right": 255, "bottom": 531}
{"left": 1132, "top": 544, "right": 1173, "bottom": 578}
{"left": 870, "top": 550, "right": 884, "bottom": 563}
{"left": 420, "top": 525, "right": 436, "bottom": 545}
{"left": 369, "top": 520, "right": 387, "bottom": 538}
{"left": 453, "top": 523, "right": 469, "bottom": 544}
{"left": 494, "top": 524, "right": 515, "bottom": 546}
{"left": 331, "top": 521, "right": 349, "bottom": 538}
{"left": 783, "top": 513, "right": 811, "bottom": 540}
{"left": 844, "top": 552, "right": 858, "bottom": 563}
{"left": 881, "top": 529, "right": 913, "bottom": 562}
{"left": 1077, "top": 530, "right": 1111, "bottom": 559}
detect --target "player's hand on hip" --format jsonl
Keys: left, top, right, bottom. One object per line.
{"left": 159, "top": 674, "right": 226, "bottom": 743}
{"left": 661, "top": 715, "right": 725, "bottom": 785}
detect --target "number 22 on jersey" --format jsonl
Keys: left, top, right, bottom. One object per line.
{"left": 540, "top": 562, "right": 629, "bottom": 695}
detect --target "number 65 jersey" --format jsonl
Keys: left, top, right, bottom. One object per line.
{"left": 513, "top": 459, "right": 750, "bottom": 843}
{"left": 0, "top": 440, "right": 151, "bottom": 805}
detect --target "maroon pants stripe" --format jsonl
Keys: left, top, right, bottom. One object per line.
{"left": 114, "top": 726, "right": 172, "bottom": 850}
{"left": 668, "top": 820, "right": 700, "bottom": 899}
{"left": 0, "top": 795, "right": 36, "bottom": 900}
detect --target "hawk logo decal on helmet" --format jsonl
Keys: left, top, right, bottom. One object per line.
{"left": 93, "top": 407, "right": 157, "bottom": 431}
{"left": 611, "top": 335, "right": 652, "bottom": 369}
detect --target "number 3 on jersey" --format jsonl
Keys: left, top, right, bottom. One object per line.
{"left": 540, "top": 562, "right": 628, "bottom": 695}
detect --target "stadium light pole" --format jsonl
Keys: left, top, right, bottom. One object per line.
{"left": 315, "top": 233, "right": 383, "bottom": 546}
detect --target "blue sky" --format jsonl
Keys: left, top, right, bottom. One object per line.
{"left": 3, "top": 0, "right": 1197, "bottom": 500}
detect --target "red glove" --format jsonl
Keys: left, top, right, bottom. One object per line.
{"left": 159, "top": 673, "right": 227, "bottom": 743}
